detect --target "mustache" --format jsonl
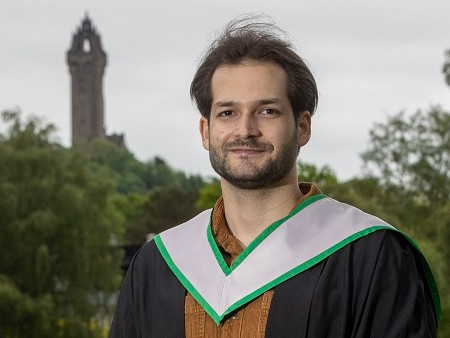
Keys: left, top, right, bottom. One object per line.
{"left": 223, "top": 139, "right": 273, "bottom": 151}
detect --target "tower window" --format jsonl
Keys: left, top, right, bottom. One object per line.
{"left": 83, "top": 39, "right": 91, "bottom": 52}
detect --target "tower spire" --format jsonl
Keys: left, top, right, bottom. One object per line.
{"left": 67, "top": 15, "right": 107, "bottom": 143}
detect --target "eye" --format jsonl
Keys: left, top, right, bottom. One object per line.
{"left": 260, "top": 108, "right": 279, "bottom": 116}
{"left": 218, "top": 110, "right": 234, "bottom": 117}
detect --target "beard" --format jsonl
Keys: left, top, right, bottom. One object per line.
{"left": 209, "top": 132, "right": 299, "bottom": 190}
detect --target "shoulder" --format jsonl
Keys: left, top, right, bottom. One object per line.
{"left": 315, "top": 197, "right": 417, "bottom": 265}
{"left": 327, "top": 225, "right": 425, "bottom": 284}
{"left": 127, "top": 239, "right": 166, "bottom": 278}
{"left": 317, "top": 228, "right": 438, "bottom": 334}
{"left": 352, "top": 228, "right": 412, "bottom": 256}
{"left": 123, "top": 238, "right": 186, "bottom": 302}
{"left": 322, "top": 228, "right": 419, "bottom": 280}
{"left": 351, "top": 228, "right": 435, "bottom": 293}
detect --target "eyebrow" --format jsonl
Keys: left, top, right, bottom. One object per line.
{"left": 213, "top": 98, "right": 284, "bottom": 108}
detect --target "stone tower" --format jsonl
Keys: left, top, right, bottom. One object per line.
{"left": 67, "top": 14, "right": 107, "bottom": 143}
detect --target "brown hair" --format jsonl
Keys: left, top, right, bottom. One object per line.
{"left": 190, "top": 16, "right": 318, "bottom": 121}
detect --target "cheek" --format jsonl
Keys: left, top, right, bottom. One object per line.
{"left": 272, "top": 123, "right": 295, "bottom": 141}
{"left": 211, "top": 128, "right": 228, "bottom": 143}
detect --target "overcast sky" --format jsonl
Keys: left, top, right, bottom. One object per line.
{"left": 1, "top": 0, "right": 450, "bottom": 180}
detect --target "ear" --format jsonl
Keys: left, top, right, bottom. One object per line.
{"left": 199, "top": 117, "right": 210, "bottom": 151}
{"left": 297, "top": 111, "right": 311, "bottom": 147}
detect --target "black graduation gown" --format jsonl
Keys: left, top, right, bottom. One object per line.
{"left": 109, "top": 230, "right": 437, "bottom": 337}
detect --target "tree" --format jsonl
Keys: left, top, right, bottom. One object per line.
{"left": 77, "top": 138, "right": 148, "bottom": 194}
{"left": 361, "top": 107, "right": 449, "bottom": 205}
{"left": 0, "top": 110, "right": 123, "bottom": 337}
{"left": 126, "top": 185, "right": 202, "bottom": 244}
{"left": 196, "top": 178, "right": 221, "bottom": 210}
{"left": 360, "top": 107, "right": 449, "bottom": 336}
{"left": 298, "top": 162, "right": 338, "bottom": 191}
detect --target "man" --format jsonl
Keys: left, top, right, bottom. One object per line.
{"left": 110, "top": 17, "right": 439, "bottom": 337}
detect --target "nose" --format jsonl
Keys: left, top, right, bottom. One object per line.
{"left": 235, "top": 114, "right": 261, "bottom": 139}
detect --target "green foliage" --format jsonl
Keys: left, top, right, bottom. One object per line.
{"left": 142, "top": 156, "right": 187, "bottom": 191}
{"left": 0, "top": 110, "right": 122, "bottom": 337}
{"left": 298, "top": 162, "right": 338, "bottom": 191}
{"left": 79, "top": 139, "right": 205, "bottom": 195}
{"left": 110, "top": 192, "right": 147, "bottom": 241}
{"left": 126, "top": 185, "right": 202, "bottom": 244}
{"left": 430, "top": 202, "right": 450, "bottom": 296}
{"left": 0, "top": 275, "right": 53, "bottom": 337}
{"left": 78, "top": 138, "right": 147, "bottom": 194}
{"left": 361, "top": 107, "right": 450, "bottom": 204}
{"left": 440, "top": 300, "right": 450, "bottom": 338}
{"left": 76, "top": 138, "right": 207, "bottom": 245}
{"left": 196, "top": 178, "right": 222, "bottom": 210}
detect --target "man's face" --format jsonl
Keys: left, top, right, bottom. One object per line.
{"left": 200, "top": 60, "right": 311, "bottom": 189}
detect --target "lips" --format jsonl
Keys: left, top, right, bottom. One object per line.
{"left": 226, "top": 145, "right": 270, "bottom": 159}
{"left": 229, "top": 147, "right": 265, "bottom": 154}
{"left": 223, "top": 139, "right": 273, "bottom": 158}
{"left": 225, "top": 139, "right": 270, "bottom": 149}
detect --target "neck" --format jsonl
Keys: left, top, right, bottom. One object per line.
{"left": 220, "top": 172, "right": 302, "bottom": 247}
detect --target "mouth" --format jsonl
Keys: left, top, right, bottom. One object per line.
{"left": 228, "top": 148, "right": 266, "bottom": 155}
{"left": 224, "top": 140, "right": 273, "bottom": 157}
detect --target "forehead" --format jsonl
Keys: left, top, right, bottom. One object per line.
{"left": 211, "top": 61, "right": 289, "bottom": 103}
